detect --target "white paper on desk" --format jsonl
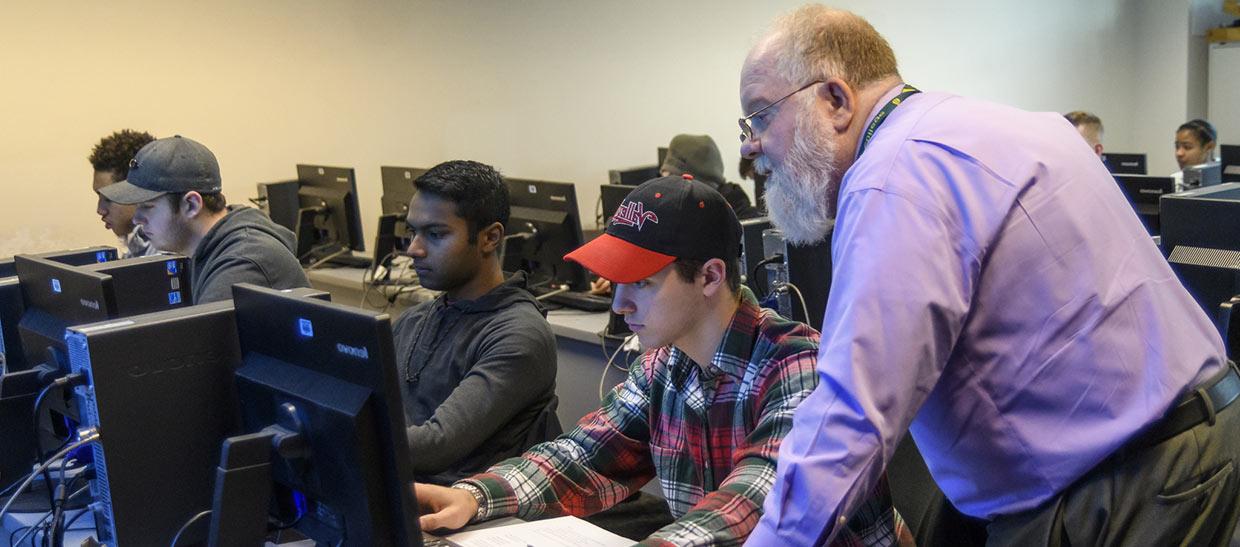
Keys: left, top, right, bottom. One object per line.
{"left": 443, "top": 516, "right": 631, "bottom": 547}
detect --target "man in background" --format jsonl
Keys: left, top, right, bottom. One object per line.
{"left": 1065, "top": 111, "right": 1104, "bottom": 157}
{"left": 89, "top": 129, "right": 157, "bottom": 257}
{"left": 99, "top": 135, "right": 309, "bottom": 303}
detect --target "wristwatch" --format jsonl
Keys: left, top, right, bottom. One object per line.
{"left": 452, "top": 482, "right": 488, "bottom": 523}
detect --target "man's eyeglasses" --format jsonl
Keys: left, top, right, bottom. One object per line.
{"left": 738, "top": 81, "right": 822, "bottom": 143}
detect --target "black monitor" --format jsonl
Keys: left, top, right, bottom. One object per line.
{"left": 374, "top": 166, "right": 427, "bottom": 272}
{"left": 1222, "top": 144, "right": 1240, "bottom": 183}
{"left": 1114, "top": 175, "right": 1174, "bottom": 235}
{"left": 607, "top": 165, "right": 660, "bottom": 187}
{"left": 207, "top": 283, "right": 419, "bottom": 546}
{"left": 66, "top": 301, "right": 243, "bottom": 546}
{"left": 295, "top": 164, "right": 366, "bottom": 264}
{"left": 255, "top": 180, "right": 301, "bottom": 233}
{"left": 380, "top": 166, "right": 427, "bottom": 216}
{"left": 1, "top": 254, "right": 191, "bottom": 492}
{"left": 1, "top": 246, "right": 117, "bottom": 371}
{"left": 1102, "top": 152, "right": 1148, "bottom": 175}
{"left": 599, "top": 184, "right": 634, "bottom": 226}
{"left": 1161, "top": 183, "right": 1240, "bottom": 329}
{"left": 504, "top": 178, "right": 588, "bottom": 291}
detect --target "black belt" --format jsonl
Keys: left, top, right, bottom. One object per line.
{"left": 1127, "top": 362, "right": 1240, "bottom": 452}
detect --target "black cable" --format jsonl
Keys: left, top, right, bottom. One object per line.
{"left": 750, "top": 254, "right": 785, "bottom": 298}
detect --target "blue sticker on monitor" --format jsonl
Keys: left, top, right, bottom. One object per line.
{"left": 166, "top": 260, "right": 179, "bottom": 275}
{"left": 96, "top": 251, "right": 109, "bottom": 263}
{"left": 168, "top": 291, "right": 182, "bottom": 305}
{"left": 51, "top": 279, "right": 62, "bottom": 293}
{"left": 298, "top": 318, "right": 314, "bottom": 338}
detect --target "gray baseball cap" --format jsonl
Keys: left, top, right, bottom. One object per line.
{"left": 98, "top": 135, "right": 222, "bottom": 205}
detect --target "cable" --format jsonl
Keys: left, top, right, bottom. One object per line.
{"left": 0, "top": 430, "right": 99, "bottom": 525}
{"left": 750, "top": 254, "right": 785, "bottom": 298}
{"left": 169, "top": 509, "right": 213, "bottom": 547}
{"left": 10, "top": 510, "right": 51, "bottom": 547}
{"left": 597, "top": 333, "right": 638, "bottom": 400}
{"left": 782, "top": 282, "right": 811, "bottom": 324}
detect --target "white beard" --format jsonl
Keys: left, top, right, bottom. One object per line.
{"left": 758, "top": 108, "right": 840, "bottom": 246}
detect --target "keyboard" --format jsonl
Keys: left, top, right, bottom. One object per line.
{"left": 532, "top": 287, "right": 613, "bottom": 312}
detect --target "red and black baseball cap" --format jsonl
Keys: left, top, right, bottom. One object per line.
{"left": 564, "top": 174, "right": 742, "bottom": 283}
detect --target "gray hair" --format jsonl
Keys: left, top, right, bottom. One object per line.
{"left": 764, "top": 5, "right": 900, "bottom": 88}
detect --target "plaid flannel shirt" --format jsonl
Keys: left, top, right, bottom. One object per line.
{"left": 460, "top": 293, "right": 910, "bottom": 546}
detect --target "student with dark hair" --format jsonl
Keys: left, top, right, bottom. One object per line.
{"left": 395, "top": 159, "right": 560, "bottom": 485}
{"left": 89, "top": 129, "right": 158, "bottom": 257}
{"left": 1176, "top": 119, "right": 1218, "bottom": 168}
{"left": 98, "top": 135, "right": 308, "bottom": 304}
{"left": 1172, "top": 119, "right": 1219, "bottom": 191}
{"left": 413, "top": 175, "right": 908, "bottom": 545}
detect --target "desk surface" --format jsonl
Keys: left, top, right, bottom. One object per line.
{"left": 306, "top": 266, "right": 611, "bottom": 344}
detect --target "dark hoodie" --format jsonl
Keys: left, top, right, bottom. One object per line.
{"left": 393, "top": 271, "right": 559, "bottom": 485}
{"left": 191, "top": 205, "right": 309, "bottom": 304}
{"left": 662, "top": 134, "right": 761, "bottom": 220}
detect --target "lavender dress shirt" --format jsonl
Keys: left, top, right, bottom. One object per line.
{"left": 747, "top": 86, "right": 1227, "bottom": 545}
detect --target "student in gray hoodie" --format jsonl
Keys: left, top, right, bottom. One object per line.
{"left": 396, "top": 160, "right": 559, "bottom": 485}
{"left": 98, "top": 135, "right": 309, "bottom": 304}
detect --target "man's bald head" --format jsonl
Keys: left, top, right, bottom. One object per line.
{"left": 747, "top": 5, "right": 900, "bottom": 90}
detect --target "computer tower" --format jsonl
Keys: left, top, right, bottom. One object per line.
{"left": 68, "top": 301, "right": 242, "bottom": 546}
{"left": 761, "top": 229, "right": 832, "bottom": 330}
{"left": 1160, "top": 183, "right": 1240, "bottom": 327}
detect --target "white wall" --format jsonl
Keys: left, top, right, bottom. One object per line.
{"left": 0, "top": 0, "right": 1208, "bottom": 257}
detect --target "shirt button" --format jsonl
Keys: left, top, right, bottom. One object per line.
{"left": 837, "top": 516, "right": 847, "bottom": 526}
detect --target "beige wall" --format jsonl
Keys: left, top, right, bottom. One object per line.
{"left": 0, "top": 0, "right": 1202, "bottom": 257}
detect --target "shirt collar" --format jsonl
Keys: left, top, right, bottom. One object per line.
{"left": 670, "top": 287, "right": 763, "bottom": 386}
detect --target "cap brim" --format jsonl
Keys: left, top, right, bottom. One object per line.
{"left": 98, "top": 180, "right": 167, "bottom": 205}
{"left": 564, "top": 233, "right": 676, "bottom": 284}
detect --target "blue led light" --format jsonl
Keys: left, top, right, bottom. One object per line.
{"left": 166, "top": 260, "right": 178, "bottom": 275}
{"left": 96, "top": 251, "right": 109, "bottom": 263}
{"left": 168, "top": 291, "right": 182, "bottom": 305}
{"left": 51, "top": 279, "right": 62, "bottom": 293}
{"left": 298, "top": 318, "right": 313, "bottom": 338}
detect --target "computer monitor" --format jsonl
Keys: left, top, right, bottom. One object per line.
{"left": 205, "top": 283, "right": 419, "bottom": 546}
{"left": 1114, "top": 175, "right": 1175, "bottom": 235}
{"left": 255, "top": 180, "right": 301, "bottom": 233}
{"left": 374, "top": 166, "right": 427, "bottom": 272}
{"left": 1, "top": 254, "right": 191, "bottom": 492}
{"left": 295, "top": 164, "right": 366, "bottom": 263}
{"left": 66, "top": 300, "right": 243, "bottom": 546}
{"left": 504, "top": 178, "right": 588, "bottom": 291}
{"left": 1, "top": 246, "right": 117, "bottom": 371}
{"left": 1102, "top": 152, "right": 1148, "bottom": 175}
{"left": 599, "top": 184, "right": 634, "bottom": 226}
{"left": 1161, "top": 183, "right": 1240, "bottom": 329}
{"left": 607, "top": 165, "right": 660, "bottom": 187}
{"left": 1222, "top": 145, "right": 1240, "bottom": 183}
{"left": 380, "top": 166, "right": 427, "bottom": 217}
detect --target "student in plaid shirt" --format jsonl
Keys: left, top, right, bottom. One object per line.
{"left": 414, "top": 175, "right": 910, "bottom": 546}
